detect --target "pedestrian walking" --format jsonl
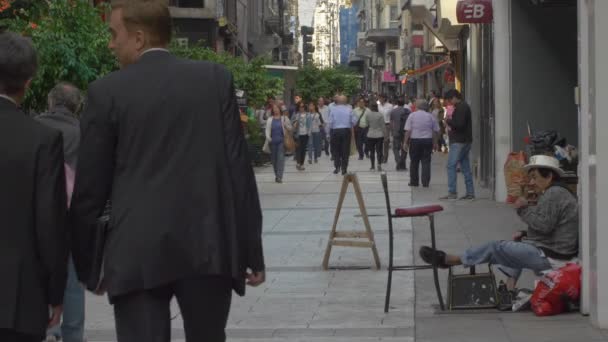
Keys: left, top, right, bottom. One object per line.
{"left": 431, "top": 97, "right": 447, "bottom": 152}
{"left": 307, "top": 102, "right": 323, "bottom": 164}
{"left": 36, "top": 83, "right": 86, "bottom": 342}
{"left": 265, "top": 104, "right": 292, "bottom": 183}
{"left": 69, "top": 2, "right": 265, "bottom": 341}
{"left": 378, "top": 94, "right": 394, "bottom": 163}
{"left": 404, "top": 99, "right": 440, "bottom": 188}
{"left": 390, "top": 99, "right": 410, "bottom": 170}
{"left": 441, "top": 89, "right": 475, "bottom": 200}
{"left": 293, "top": 102, "right": 312, "bottom": 170}
{"left": 352, "top": 97, "right": 370, "bottom": 160}
{"left": 329, "top": 95, "right": 358, "bottom": 175}
{"left": 0, "top": 32, "right": 68, "bottom": 342}
{"left": 318, "top": 97, "right": 331, "bottom": 156}
{"left": 365, "top": 103, "right": 386, "bottom": 171}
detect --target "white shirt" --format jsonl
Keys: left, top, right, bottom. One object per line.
{"left": 378, "top": 102, "right": 395, "bottom": 124}
{"left": 140, "top": 48, "right": 170, "bottom": 57}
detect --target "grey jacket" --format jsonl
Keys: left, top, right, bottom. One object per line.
{"left": 366, "top": 111, "right": 386, "bottom": 139}
{"left": 35, "top": 106, "right": 80, "bottom": 170}
{"left": 518, "top": 185, "right": 578, "bottom": 258}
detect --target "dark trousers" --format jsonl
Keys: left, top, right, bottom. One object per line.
{"left": 113, "top": 276, "right": 232, "bottom": 342}
{"left": 296, "top": 134, "right": 309, "bottom": 165}
{"left": 367, "top": 137, "right": 384, "bottom": 168}
{"left": 0, "top": 330, "right": 41, "bottom": 342}
{"left": 354, "top": 127, "right": 368, "bottom": 159}
{"left": 392, "top": 135, "right": 408, "bottom": 170}
{"left": 382, "top": 125, "right": 391, "bottom": 163}
{"left": 409, "top": 138, "right": 434, "bottom": 186}
{"left": 331, "top": 128, "right": 352, "bottom": 172}
{"left": 321, "top": 127, "right": 330, "bottom": 155}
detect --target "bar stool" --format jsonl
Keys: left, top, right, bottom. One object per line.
{"left": 381, "top": 173, "right": 445, "bottom": 312}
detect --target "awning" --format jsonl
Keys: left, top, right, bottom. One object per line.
{"left": 400, "top": 59, "right": 450, "bottom": 77}
{"left": 409, "top": 5, "right": 465, "bottom": 51}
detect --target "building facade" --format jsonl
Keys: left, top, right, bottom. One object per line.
{"left": 313, "top": 0, "right": 344, "bottom": 67}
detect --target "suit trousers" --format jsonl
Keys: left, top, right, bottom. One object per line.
{"left": 296, "top": 135, "right": 309, "bottom": 166}
{"left": 331, "top": 128, "right": 352, "bottom": 172}
{"left": 0, "top": 329, "right": 41, "bottom": 342}
{"left": 392, "top": 135, "right": 407, "bottom": 170}
{"left": 113, "top": 276, "right": 232, "bottom": 342}
{"left": 409, "top": 138, "right": 434, "bottom": 187}
{"left": 366, "top": 137, "right": 383, "bottom": 168}
{"left": 354, "top": 126, "right": 368, "bottom": 159}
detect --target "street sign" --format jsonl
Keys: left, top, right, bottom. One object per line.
{"left": 456, "top": 0, "right": 493, "bottom": 24}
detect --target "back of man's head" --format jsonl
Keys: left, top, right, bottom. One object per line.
{"left": 397, "top": 99, "right": 405, "bottom": 107}
{"left": 0, "top": 32, "right": 37, "bottom": 99}
{"left": 444, "top": 89, "right": 462, "bottom": 101}
{"left": 111, "top": 0, "right": 172, "bottom": 47}
{"left": 415, "top": 99, "right": 429, "bottom": 111}
{"left": 48, "top": 82, "right": 82, "bottom": 114}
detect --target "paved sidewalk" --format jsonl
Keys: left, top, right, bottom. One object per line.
{"left": 83, "top": 153, "right": 416, "bottom": 341}
{"left": 411, "top": 154, "right": 608, "bottom": 342}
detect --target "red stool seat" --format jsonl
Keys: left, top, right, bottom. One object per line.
{"left": 394, "top": 205, "right": 444, "bottom": 218}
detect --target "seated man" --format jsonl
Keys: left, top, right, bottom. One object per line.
{"left": 419, "top": 155, "right": 578, "bottom": 290}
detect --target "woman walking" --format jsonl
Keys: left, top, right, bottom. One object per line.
{"left": 365, "top": 103, "right": 386, "bottom": 171}
{"left": 265, "top": 104, "right": 292, "bottom": 183}
{"left": 307, "top": 102, "right": 324, "bottom": 164}
{"left": 293, "top": 102, "right": 312, "bottom": 170}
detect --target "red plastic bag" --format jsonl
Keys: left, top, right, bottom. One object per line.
{"left": 530, "top": 263, "right": 581, "bottom": 316}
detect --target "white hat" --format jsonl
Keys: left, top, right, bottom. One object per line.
{"left": 524, "top": 155, "right": 565, "bottom": 177}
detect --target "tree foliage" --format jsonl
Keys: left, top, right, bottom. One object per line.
{"left": 170, "top": 44, "right": 284, "bottom": 108}
{"left": 296, "top": 64, "right": 361, "bottom": 102}
{"left": 1, "top": 0, "right": 117, "bottom": 112}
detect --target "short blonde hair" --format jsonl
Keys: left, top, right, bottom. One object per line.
{"left": 111, "top": 0, "right": 172, "bottom": 46}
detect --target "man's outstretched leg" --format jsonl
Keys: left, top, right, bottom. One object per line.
{"left": 419, "top": 241, "right": 553, "bottom": 289}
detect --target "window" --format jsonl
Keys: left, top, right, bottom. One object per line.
{"left": 390, "top": 5, "right": 399, "bottom": 21}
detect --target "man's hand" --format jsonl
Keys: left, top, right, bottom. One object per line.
{"left": 513, "top": 197, "right": 528, "bottom": 209}
{"left": 48, "top": 305, "right": 63, "bottom": 328}
{"left": 512, "top": 231, "right": 525, "bottom": 242}
{"left": 246, "top": 270, "right": 266, "bottom": 287}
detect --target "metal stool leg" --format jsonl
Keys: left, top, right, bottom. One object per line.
{"left": 384, "top": 215, "right": 394, "bottom": 313}
{"left": 429, "top": 214, "right": 445, "bottom": 310}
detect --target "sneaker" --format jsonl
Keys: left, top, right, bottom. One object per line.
{"left": 308, "top": 159, "right": 313, "bottom": 164}
{"left": 277, "top": 178, "right": 283, "bottom": 184}
{"left": 45, "top": 336, "right": 59, "bottom": 342}
{"left": 439, "top": 193, "right": 458, "bottom": 200}
{"left": 377, "top": 165, "right": 382, "bottom": 172}
{"left": 459, "top": 194, "right": 475, "bottom": 201}
{"left": 333, "top": 169, "right": 339, "bottom": 174}
{"left": 370, "top": 166, "right": 375, "bottom": 171}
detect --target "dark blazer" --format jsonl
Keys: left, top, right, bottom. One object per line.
{"left": 35, "top": 106, "right": 80, "bottom": 170}
{"left": 0, "top": 97, "right": 68, "bottom": 337}
{"left": 70, "top": 51, "right": 265, "bottom": 299}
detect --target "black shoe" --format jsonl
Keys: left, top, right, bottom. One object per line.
{"left": 333, "top": 169, "right": 339, "bottom": 174}
{"left": 422, "top": 184, "right": 429, "bottom": 188}
{"left": 408, "top": 183, "right": 419, "bottom": 187}
{"left": 341, "top": 170, "right": 347, "bottom": 175}
{"left": 358, "top": 156, "right": 364, "bottom": 160}
{"left": 419, "top": 246, "right": 450, "bottom": 269}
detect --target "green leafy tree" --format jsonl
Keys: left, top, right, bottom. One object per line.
{"left": 1, "top": 0, "right": 117, "bottom": 112}
{"left": 170, "top": 44, "right": 283, "bottom": 108}
{"left": 296, "top": 64, "right": 361, "bottom": 102}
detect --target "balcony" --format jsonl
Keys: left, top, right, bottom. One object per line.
{"left": 365, "top": 28, "right": 400, "bottom": 43}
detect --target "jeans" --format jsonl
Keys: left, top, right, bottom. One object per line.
{"left": 392, "top": 135, "right": 407, "bottom": 169}
{"left": 296, "top": 135, "right": 309, "bottom": 165}
{"left": 447, "top": 142, "right": 475, "bottom": 196}
{"left": 271, "top": 142, "right": 285, "bottom": 180}
{"left": 47, "top": 258, "right": 85, "bottom": 342}
{"left": 354, "top": 127, "right": 368, "bottom": 159}
{"left": 307, "top": 132, "right": 322, "bottom": 161}
{"left": 367, "top": 137, "right": 383, "bottom": 168}
{"left": 409, "top": 138, "right": 433, "bottom": 186}
{"left": 461, "top": 241, "right": 552, "bottom": 281}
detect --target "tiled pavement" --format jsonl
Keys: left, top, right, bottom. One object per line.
{"left": 84, "top": 154, "right": 415, "bottom": 341}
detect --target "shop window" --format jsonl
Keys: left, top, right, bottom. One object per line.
{"left": 169, "top": 0, "right": 205, "bottom": 7}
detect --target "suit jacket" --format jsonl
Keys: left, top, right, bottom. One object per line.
{"left": 70, "top": 51, "right": 265, "bottom": 298}
{"left": 35, "top": 106, "right": 81, "bottom": 170}
{"left": 0, "top": 97, "right": 68, "bottom": 336}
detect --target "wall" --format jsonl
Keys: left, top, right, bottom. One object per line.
{"left": 510, "top": 0, "right": 578, "bottom": 151}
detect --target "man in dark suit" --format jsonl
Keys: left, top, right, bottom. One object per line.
{"left": 0, "top": 32, "right": 68, "bottom": 342}
{"left": 69, "top": 1, "right": 265, "bottom": 341}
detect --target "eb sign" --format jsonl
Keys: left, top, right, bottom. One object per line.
{"left": 456, "top": 0, "right": 493, "bottom": 24}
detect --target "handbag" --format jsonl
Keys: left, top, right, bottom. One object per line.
{"left": 283, "top": 117, "right": 296, "bottom": 153}
{"left": 86, "top": 201, "right": 111, "bottom": 292}
{"left": 262, "top": 140, "right": 271, "bottom": 154}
